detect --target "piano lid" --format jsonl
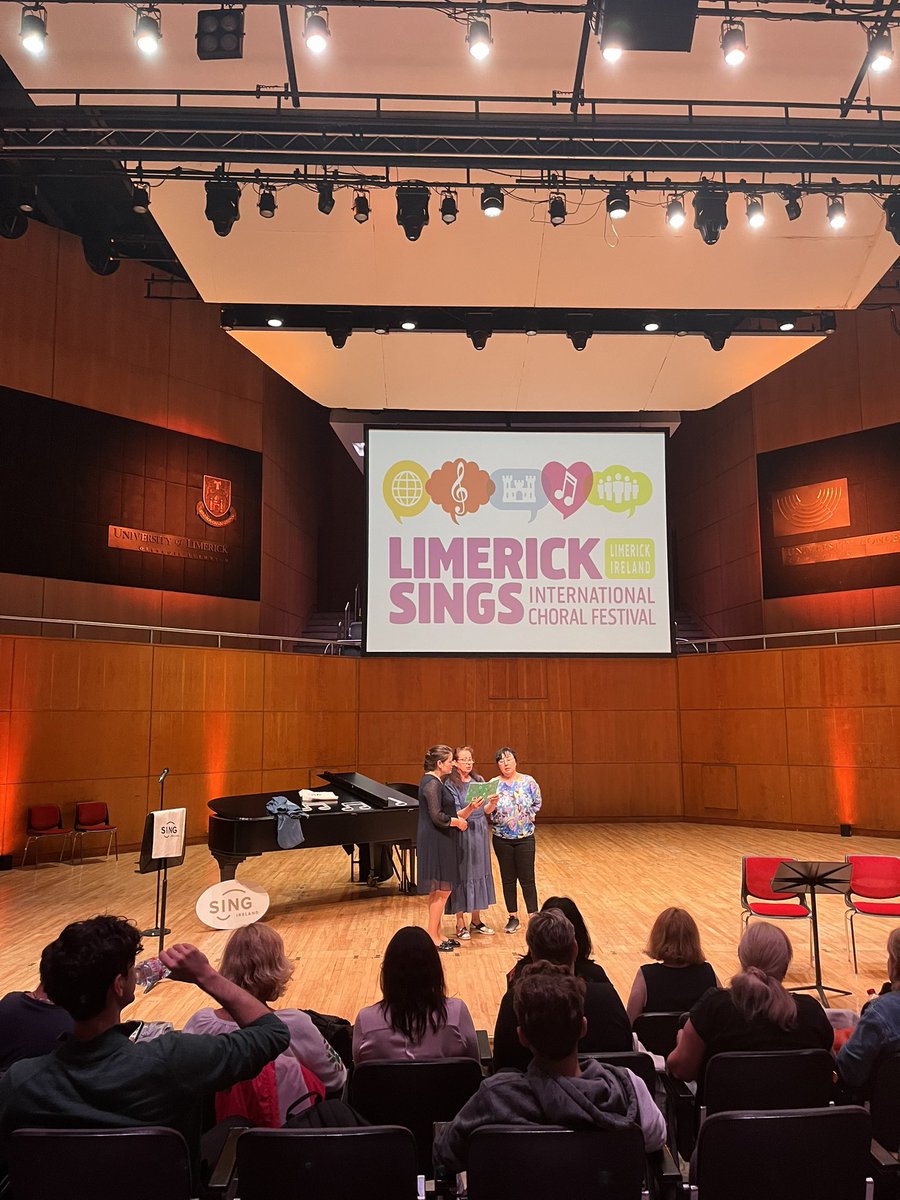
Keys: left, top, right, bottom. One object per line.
{"left": 208, "top": 772, "right": 419, "bottom": 820}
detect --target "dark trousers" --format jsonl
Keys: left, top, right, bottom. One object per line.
{"left": 492, "top": 834, "right": 537, "bottom": 914}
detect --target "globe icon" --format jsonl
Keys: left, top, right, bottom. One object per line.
{"left": 392, "top": 469, "right": 424, "bottom": 509}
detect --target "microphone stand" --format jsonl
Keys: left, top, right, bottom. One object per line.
{"left": 142, "top": 768, "right": 171, "bottom": 950}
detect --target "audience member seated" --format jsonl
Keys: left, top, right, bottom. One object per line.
{"left": 353, "top": 926, "right": 479, "bottom": 1064}
{"left": 837, "top": 926, "right": 900, "bottom": 1092}
{"left": 626, "top": 907, "right": 718, "bottom": 1023}
{"left": 666, "top": 921, "right": 833, "bottom": 1095}
{"left": 434, "top": 962, "right": 666, "bottom": 1171}
{"left": 0, "top": 915, "right": 289, "bottom": 1182}
{"left": 183, "top": 923, "right": 346, "bottom": 1122}
{"left": 0, "top": 943, "right": 74, "bottom": 1073}
{"left": 507, "top": 896, "right": 611, "bottom": 987}
{"left": 493, "top": 909, "right": 631, "bottom": 1071}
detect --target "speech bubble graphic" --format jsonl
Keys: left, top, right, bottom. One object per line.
{"left": 588, "top": 465, "right": 653, "bottom": 517}
{"left": 426, "top": 458, "right": 495, "bottom": 525}
{"left": 541, "top": 461, "right": 593, "bottom": 518}
{"left": 383, "top": 460, "right": 431, "bottom": 524}
{"left": 489, "top": 467, "right": 549, "bottom": 523}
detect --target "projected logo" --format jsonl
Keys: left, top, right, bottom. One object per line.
{"left": 383, "top": 460, "right": 431, "bottom": 523}
{"left": 588, "top": 466, "right": 653, "bottom": 517}
{"left": 426, "top": 458, "right": 495, "bottom": 525}
{"left": 541, "top": 461, "right": 593, "bottom": 518}
{"left": 489, "top": 468, "right": 549, "bottom": 523}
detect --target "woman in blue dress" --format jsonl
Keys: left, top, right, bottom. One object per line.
{"left": 444, "top": 746, "right": 496, "bottom": 941}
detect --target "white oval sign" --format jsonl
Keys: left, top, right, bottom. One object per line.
{"left": 195, "top": 879, "right": 270, "bottom": 930}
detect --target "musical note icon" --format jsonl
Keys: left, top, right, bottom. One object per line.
{"left": 451, "top": 459, "right": 468, "bottom": 516}
{"left": 554, "top": 469, "right": 578, "bottom": 507}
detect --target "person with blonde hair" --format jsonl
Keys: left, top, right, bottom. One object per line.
{"left": 183, "top": 923, "right": 346, "bottom": 1122}
{"left": 666, "top": 921, "right": 833, "bottom": 1094}
{"left": 837, "top": 926, "right": 900, "bottom": 1090}
{"left": 625, "top": 907, "right": 718, "bottom": 1022}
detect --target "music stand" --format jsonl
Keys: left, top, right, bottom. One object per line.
{"left": 771, "top": 860, "right": 852, "bottom": 1007}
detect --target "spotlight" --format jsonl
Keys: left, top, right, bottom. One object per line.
{"left": 396, "top": 184, "right": 430, "bottom": 242}
{"left": 466, "top": 12, "right": 492, "bottom": 60}
{"left": 0, "top": 212, "right": 28, "bottom": 240}
{"left": 780, "top": 186, "right": 803, "bottom": 221}
{"left": 352, "top": 190, "right": 370, "bottom": 224}
{"left": 693, "top": 185, "right": 728, "bottom": 245}
{"left": 548, "top": 193, "right": 567, "bottom": 227}
{"left": 643, "top": 316, "right": 660, "bottom": 332}
{"left": 317, "top": 180, "right": 335, "bottom": 215}
{"left": 134, "top": 6, "right": 162, "bottom": 55}
{"left": 16, "top": 182, "right": 37, "bottom": 215}
{"left": 868, "top": 27, "right": 893, "bottom": 73}
{"left": 327, "top": 326, "right": 351, "bottom": 348}
{"left": 666, "top": 194, "right": 686, "bottom": 229}
{"left": 440, "top": 189, "right": 458, "bottom": 225}
{"left": 884, "top": 194, "right": 900, "bottom": 245}
{"left": 303, "top": 7, "right": 330, "bottom": 54}
{"left": 467, "top": 324, "right": 492, "bottom": 351}
{"left": 525, "top": 324, "right": 539, "bottom": 336}
{"left": 481, "top": 185, "right": 503, "bottom": 217}
{"left": 131, "top": 184, "right": 150, "bottom": 215}
{"left": 778, "top": 318, "right": 795, "bottom": 332}
{"left": 196, "top": 7, "right": 244, "bottom": 60}
{"left": 400, "top": 315, "right": 417, "bottom": 331}
{"left": 598, "top": 18, "right": 625, "bottom": 62}
{"left": 720, "top": 18, "right": 746, "bottom": 66}
{"left": 258, "top": 186, "right": 277, "bottom": 219}
{"left": 607, "top": 187, "right": 630, "bottom": 220}
{"left": 566, "top": 319, "right": 592, "bottom": 351}
{"left": 20, "top": 4, "right": 47, "bottom": 55}
{"left": 827, "top": 194, "right": 847, "bottom": 230}
{"left": 705, "top": 328, "right": 729, "bottom": 352}
{"left": 746, "top": 193, "right": 765, "bottom": 229}
{"left": 374, "top": 322, "right": 389, "bottom": 335}
{"left": 267, "top": 317, "right": 283, "bottom": 328}
{"left": 204, "top": 179, "right": 241, "bottom": 237}
{"left": 82, "top": 235, "right": 120, "bottom": 276}
{"left": 601, "top": 43, "right": 623, "bottom": 62}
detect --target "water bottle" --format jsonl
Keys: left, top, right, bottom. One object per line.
{"left": 134, "top": 957, "right": 171, "bottom": 993}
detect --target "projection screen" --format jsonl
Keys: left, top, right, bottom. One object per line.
{"left": 365, "top": 428, "right": 671, "bottom": 655}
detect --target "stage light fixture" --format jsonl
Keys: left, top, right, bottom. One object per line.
{"left": 16, "top": 183, "right": 37, "bottom": 215}
{"left": 374, "top": 323, "right": 389, "bottom": 335}
{"left": 548, "top": 193, "right": 567, "bottom": 226}
{"left": 327, "top": 326, "right": 351, "bottom": 348}
{"left": 396, "top": 184, "right": 430, "bottom": 241}
{"left": 317, "top": 180, "right": 335, "bottom": 215}
{"left": 196, "top": 7, "right": 245, "bottom": 60}
{"left": 466, "top": 12, "right": 492, "bottom": 60}
{"left": 827, "top": 194, "right": 847, "bottom": 229}
{"left": 204, "top": 179, "right": 241, "bottom": 237}
{"left": 868, "top": 27, "right": 893, "bottom": 72}
{"left": 566, "top": 320, "right": 592, "bottom": 351}
{"left": 643, "top": 317, "right": 660, "bottom": 332}
{"left": 746, "top": 193, "right": 765, "bottom": 229}
{"left": 267, "top": 316, "right": 283, "bottom": 328}
{"left": 467, "top": 325, "right": 492, "bottom": 350}
{"left": 131, "top": 184, "right": 150, "bottom": 215}
{"left": 666, "top": 194, "right": 686, "bottom": 229}
{"left": 884, "top": 194, "right": 900, "bottom": 245}
{"left": 525, "top": 325, "right": 538, "bottom": 336}
{"left": 440, "top": 189, "right": 458, "bottom": 225}
{"left": 400, "top": 315, "right": 417, "bottom": 331}
{"left": 780, "top": 186, "right": 803, "bottom": 221}
{"left": 481, "top": 185, "right": 503, "bottom": 217}
{"left": 778, "top": 318, "right": 795, "bottom": 332}
{"left": 705, "top": 328, "right": 729, "bottom": 352}
{"left": 258, "top": 186, "right": 277, "bottom": 219}
{"left": 134, "top": 6, "right": 162, "bottom": 55}
{"left": 303, "top": 7, "right": 330, "bottom": 54}
{"left": 607, "top": 187, "right": 630, "bottom": 220}
{"left": 693, "top": 185, "right": 728, "bottom": 245}
{"left": 82, "top": 235, "right": 120, "bottom": 276}
{"left": 598, "top": 18, "right": 625, "bottom": 62}
{"left": 0, "top": 211, "right": 28, "bottom": 240}
{"left": 720, "top": 18, "right": 746, "bottom": 66}
{"left": 601, "top": 43, "right": 623, "bottom": 62}
{"left": 352, "top": 189, "right": 370, "bottom": 224}
{"left": 20, "top": 4, "right": 47, "bottom": 55}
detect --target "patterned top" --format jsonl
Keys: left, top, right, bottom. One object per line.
{"left": 488, "top": 774, "right": 542, "bottom": 840}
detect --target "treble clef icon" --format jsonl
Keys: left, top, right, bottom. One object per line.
{"left": 451, "top": 459, "right": 468, "bottom": 515}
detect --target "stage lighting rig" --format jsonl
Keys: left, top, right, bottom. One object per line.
{"left": 548, "top": 194, "right": 566, "bottom": 227}
{"left": 303, "top": 7, "right": 330, "bottom": 54}
{"left": 396, "top": 185, "right": 430, "bottom": 241}
{"left": 352, "top": 189, "right": 370, "bottom": 224}
{"left": 440, "top": 189, "right": 459, "bottom": 225}
{"left": 317, "top": 180, "right": 335, "bottom": 215}
{"left": 466, "top": 12, "right": 492, "bottom": 61}
{"left": 19, "top": 4, "right": 47, "bottom": 55}
{"left": 204, "top": 179, "right": 241, "bottom": 236}
{"left": 693, "top": 185, "right": 728, "bottom": 245}
{"left": 481, "top": 185, "right": 503, "bottom": 217}
{"left": 720, "top": 18, "right": 746, "bottom": 66}
{"left": 134, "top": 6, "right": 162, "bottom": 55}
{"left": 196, "top": 7, "right": 245, "bottom": 60}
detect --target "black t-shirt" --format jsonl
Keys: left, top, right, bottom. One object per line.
{"left": 640, "top": 962, "right": 717, "bottom": 1013}
{"left": 493, "top": 979, "right": 632, "bottom": 1072}
{"left": 0, "top": 992, "right": 74, "bottom": 1072}
{"left": 689, "top": 987, "right": 834, "bottom": 1095}
{"left": 508, "top": 956, "right": 611, "bottom": 989}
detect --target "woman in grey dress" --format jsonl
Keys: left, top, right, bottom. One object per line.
{"left": 417, "top": 745, "right": 470, "bottom": 953}
{"left": 445, "top": 746, "right": 496, "bottom": 941}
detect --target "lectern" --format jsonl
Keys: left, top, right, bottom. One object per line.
{"left": 771, "top": 860, "right": 852, "bottom": 1007}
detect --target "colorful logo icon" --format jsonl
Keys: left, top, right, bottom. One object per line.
{"left": 426, "top": 458, "right": 495, "bottom": 524}
{"left": 383, "top": 460, "right": 431, "bottom": 523}
{"left": 541, "top": 461, "right": 593, "bottom": 518}
{"left": 489, "top": 468, "right": 548, "bottom": 523}
{"left": 588, "top": 466, "right": 652, "bottom": 516}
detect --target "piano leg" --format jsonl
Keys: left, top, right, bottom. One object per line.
{"left": 211, "top": 851, "right": 247, "bottom": 882}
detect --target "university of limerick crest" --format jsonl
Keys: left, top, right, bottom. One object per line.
{"left": 196, "top": 474, "right": 237, "bottom": 527}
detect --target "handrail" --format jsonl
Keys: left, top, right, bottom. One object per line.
{"left": 677, "top": 622, "right": 900, "bottom": 652}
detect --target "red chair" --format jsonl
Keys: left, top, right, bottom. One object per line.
{"left": 741, "top": 856, "right": 812, "bottom": 959}
{"left": 22, "top": 805, "right": 73, "bottom": 867}
{"left": 72, "top": 801, "right": 118, "bottom": 863}
{"left": 844, "top": 855, "right": 900, "bottom": 973}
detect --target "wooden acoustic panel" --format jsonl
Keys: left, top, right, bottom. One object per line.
{"left": 567, "top": 658, "right": 677, "bottom": 710}
{"left": 783, "top": 643, "right": 900, "bottom": 709}
{"left": 357, "top": 711, "right": 467, "bottom": 765}
{"left": 787, "top": 707, "right": 900, "bottom": 770}
{"left": 678, "top": 650, "right": 785, "bottom": 711}
{"left": 465, "top": 710, "right": 572, "bottom": 765}
{"left": 11, "top": 639, "right": 153, "bottom": 713}
{"left": 11, "top": 710, "right": 152, "bottom": 784}
{"left": 265, "top": 654, "right": 358, "bottom": 714}
{"left": 151, "top": 710, "right": 263, "bottom": 777}
{"left": 152, "top": 646, "right": 265, "bottom": 713}
{"left": 358, "top": 658, "right": 470, "bottom": 713}
{"left": 155, "top": 769, "right": 264, "bottom": 842}
{"left": 571, "top": 710, "right": 680, "bottom": 764}
{"left": 680, "top": 708, "right": 788, "bottom": 766}
{"left": 263, "top": 710, "right": 358, "bottom": 771}
{"left": 573, "top": 763, "right": 682, "bottom": 819}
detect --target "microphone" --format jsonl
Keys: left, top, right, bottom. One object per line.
{"left": 158, "top": 767, "right": 170, "bottom": 784}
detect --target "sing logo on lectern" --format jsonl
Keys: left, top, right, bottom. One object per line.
{"left": 196, "top": 880, "right": 269, "bottom": 929}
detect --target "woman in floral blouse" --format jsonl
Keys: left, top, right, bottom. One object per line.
{"left": 486, "top": 747, "right": 542, "bottom": 935}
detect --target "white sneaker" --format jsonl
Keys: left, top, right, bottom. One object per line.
{"left": 471, "top": 922, "right": 495, "bottom": 936}
{"left": 455, "top": 927, "right": 471, "bottom": 941}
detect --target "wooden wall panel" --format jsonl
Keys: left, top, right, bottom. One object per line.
{"left": 12, "top": 710, "right": 152, "bottom": 783}
{"left": 678, "top": 651, "right": 784, "bottom": 710}
{"left": 786, "top": 708, "right": 900, "bottom": 769}
{"left": 789, "top": 765, "right": 899, "bottom": 833}
{"left": 682, "top": 763, "right": 737, "bottom": 816}
{"left": 464, "top": 711, "right": 572, "bottom": 765}
{"left": 567, "top": 659, "right": 677, "bottom": 710}
{"left": 680, "top": 709, "right": 788, "bottom": 766}
{"left": 150, "top": 710, "right": 263, "bottom": 776}
{"left": 783, "top": 643, "right": 900, "bottom": 708}
{"left": 571, "top": 710, "right": 680, "bottom": 763}
{"left": 358, "top": 658, "right": 470, "bottom": 712}
{"left": 11, "top": 776, "right": 150, "bottom": 850}
{"left": 158, "top": 770, "right": 263, "bottom": 842}
{"left": 264, "top": 655, "right": 358, "bottom": 713}
{"left": 11, "top": 640, "right": 153, "bottom": 713}
{"left": 263, "top": 710, "right": 358, "bottom": 771}
{"left": 0, "top": 223, "right": 58, "bottom": 399}
{"left": 152, "top": 646, "right": 264, "bottom": 713}
{"left": 358, "top": 711, "right": 467, "bottom": 766}
{"left": 573, "top": 763, "right": 682, "bottom": 819}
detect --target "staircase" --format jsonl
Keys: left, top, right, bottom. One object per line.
{"left": 293, "top": 610, "right": 344, "bottom": 654}
{"left": 673, "top": 606, "right": 722, "bottom": 653}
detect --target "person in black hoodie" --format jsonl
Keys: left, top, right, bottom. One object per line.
{"left": 492, "top": 908, "right": 632, "bottom": 1071}
{"left": 434, "top": 962, "right": 665, "bottom": 1171}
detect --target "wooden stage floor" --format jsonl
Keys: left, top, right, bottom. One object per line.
{"left": 1, "top": 823, "right": 897, "bottom": 1032}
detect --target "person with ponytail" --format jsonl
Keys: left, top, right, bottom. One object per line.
{"left": 666, "top": 922, "right": 833, "bottom": 1095}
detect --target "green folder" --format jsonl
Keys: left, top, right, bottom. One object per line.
{"left": 465, "top": 779, "right": 499, "bottom": 804}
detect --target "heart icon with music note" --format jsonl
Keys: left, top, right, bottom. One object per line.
{"left": 541, "top": 461, "right": 593, "bottom": 518}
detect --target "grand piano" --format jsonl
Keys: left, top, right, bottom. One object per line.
{"left": 207, "top": 771, "right": 418, "bottom": 889}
